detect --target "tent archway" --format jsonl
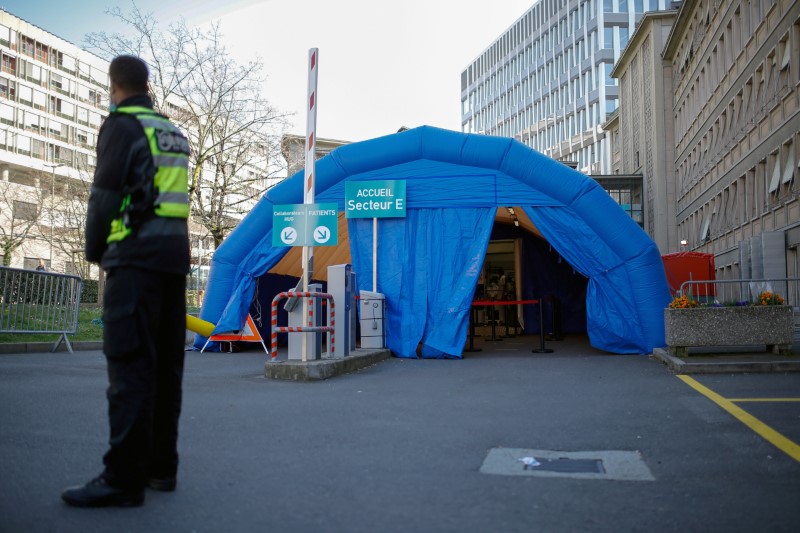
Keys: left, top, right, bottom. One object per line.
{"left": 198, "top": 126, "right": 669, "bottom": 355}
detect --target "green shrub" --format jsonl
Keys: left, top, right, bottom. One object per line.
{"left": 81, "top": 279, "right": 99, "bottom": 304}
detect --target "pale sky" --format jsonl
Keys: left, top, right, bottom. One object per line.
{"left": 2, "top": 0, "right": 534, "bottom": 142}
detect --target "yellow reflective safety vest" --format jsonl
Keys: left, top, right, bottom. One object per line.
{"left": 107, "top": 105, "right": 190, "bottom": 243}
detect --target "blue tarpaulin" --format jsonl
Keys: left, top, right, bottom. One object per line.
{"left": 197, "top": 126, "right": 670, "bottom": 355}
{"left": 349, "top": 208, "right": 494, "bottom": 358}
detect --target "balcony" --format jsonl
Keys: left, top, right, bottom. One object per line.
{"left": 56, "top": 64, "right": 76, "bottom": 77}
{"left": 49, "top": 131, "right": 69, "bottom": 143}
{"left": 51, "top": 85, "right": 71, "bottom": 97}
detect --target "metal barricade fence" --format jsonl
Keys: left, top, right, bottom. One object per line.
{"left": 0, "top": 266, "right": 83, "bottom": 353}
{"left": 678, "top": 278, "right": 800, "bottom": 308}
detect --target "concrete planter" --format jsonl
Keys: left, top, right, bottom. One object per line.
{"left": 664, "top": 306, "right": 793, "bottom": 357}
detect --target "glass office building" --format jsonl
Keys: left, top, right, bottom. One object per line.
{"left": 461, "top": 0, "right": 673, "bottom": 174}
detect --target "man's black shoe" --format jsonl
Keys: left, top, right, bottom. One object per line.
{"left": 61, "top": 476, "right": 144, "bottom": 508}
{"left": 146, "top": 477, "right": 177, "bottom": 492}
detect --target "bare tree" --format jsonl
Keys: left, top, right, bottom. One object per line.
{"left": 0, "top": 175, "right": 46, "bottom": 266}
{"left": 85, "top": 4, "right": 290, "bottom": 248}
{"left": 49, "top": 175, "right": 92, "bottom": 278}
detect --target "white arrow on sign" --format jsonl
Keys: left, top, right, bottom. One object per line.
{"left": 281, "top": 227, "right": 298, "bottom": 245}
{"left": 313, "top": 226, "right": 331, "bottom": 244}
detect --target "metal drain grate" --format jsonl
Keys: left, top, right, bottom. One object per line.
{"left": 480, "top": 448, "right": 655, "bottom": 481}
{"left": 527, "top": 457, "right": 605, "bottom": 474}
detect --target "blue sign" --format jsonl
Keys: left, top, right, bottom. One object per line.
{"left": 272, "top": 203, "right": 338, "bottom": 247}
{"left": 345, "top": 180, "right": 406, "bottom": 218}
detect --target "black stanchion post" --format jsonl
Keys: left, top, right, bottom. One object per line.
{"left": 464, "top": 305, "right": 482, "bottom": 353}
{"left": 551, "top": 295, "right": 563, "bottom": 340}
{"left": 502, "top": 303, "right": 515, "bottom": 338}
{"left": 532, "top": 298, "right": 553, "bottom": 353}
{"left": 485, "top": 302, "right": 503, "bottom": 342}
{"left": 544, "top": 295, "right": 564, "bottom": 341}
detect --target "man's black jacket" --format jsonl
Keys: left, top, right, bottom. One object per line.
{"left": 85, "top": 94, "right": 190, "bottom": 275}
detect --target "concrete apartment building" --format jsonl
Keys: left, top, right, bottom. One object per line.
{"left": 281, "top": 134, "right": 349, "bottom": 177}
{"left": 0, "top": 10, "right": 108, "bottom": 274}
{"left": 0, "top": 10, "right": 274, "bottom": 284}
{"left": 460, "top": 0, "right": 674, "bottom": 175}
{"left": 610, "top": 0, "right": 800, "bottom": 286}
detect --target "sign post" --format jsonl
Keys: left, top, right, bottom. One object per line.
{"left": 344, "top": 180, "right": 406, "bottom": 292}
{"left": 302, "top": 48, "right": 319, "bottom": 362}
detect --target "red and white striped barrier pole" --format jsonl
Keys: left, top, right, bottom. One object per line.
{"left": 270, "top": 291, "right": 335, "bottom": 361}
{"left": 302, "top": 48, "right": 319, "bottom": 362}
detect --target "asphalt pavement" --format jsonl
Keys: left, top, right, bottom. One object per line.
{"left": 1, "top": 335, "right": 799, "bottom": 532}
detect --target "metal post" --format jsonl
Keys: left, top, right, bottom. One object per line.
{"left": 532, "top": 299, "right": 553, "bottom": 353}
{"left": 545, "top": 295, "right": 563, "bottom": 341}
{"left": 44, "top": 163, "right": 63, "bottom": 267}
{"left": 463, "top": 306, "right": 482, "bottom": 353}
{"left": 502, "top": 304, "right": 515, "bottom": 338}
{"left": 373, "top": 217, "right": 377, "bottom": 292}
{"left": 302, "top": 48, "right": 319, "bottom": 363}
{"left": 484, "top": 302, "right": 503, "bottom": 342}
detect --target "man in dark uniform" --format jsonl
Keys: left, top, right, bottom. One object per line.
{"left": 62, "top": 55, "right": 191, "bottom": 508}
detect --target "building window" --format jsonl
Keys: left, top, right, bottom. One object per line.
{"left": 1, "top": 53, "right": 15, "bottom": 75}
{"left": 20, "top": 36, "right": 35, "bottom": 57}
{"left": 0, "top": 77, "right": 14, "bottom": 99}
{"left": 768, "top": 151, "right": 781, "bottom": 195}
{"left": 778, "top": 35, "right": 790, "bottom": 91}
{"left": 13, "top": 200, "right": 38, "bottom": 221}
{"left": 700, "top": 208, "right": 711, "bottom": 241}
{"left": 781, "top": 140, "right": 794, "bottom": 188}
{"left": 604, "top": 62, "right": 616, "bottom": 85}
{"left": 24, "top": 257, "right": 49, "bottom": 270}
{"left": 604, "top": 27, "right": 614, "bottom": 49}
{"left": 620, "top": 27, "right": 629, "bottom": 49}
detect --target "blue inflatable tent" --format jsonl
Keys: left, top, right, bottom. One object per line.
{"left": 198, "top": 126, "right": 670, "bottom": 356}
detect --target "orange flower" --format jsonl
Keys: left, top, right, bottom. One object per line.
{"left": 669, "top": 295, "right": 698, "bottom": 309}
{"left": 756, "top": 291, "right": 784, "bottom": 306}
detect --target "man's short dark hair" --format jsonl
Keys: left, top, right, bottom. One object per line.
{"left": 109, "top": 55, "right": 149, "bottom": 93}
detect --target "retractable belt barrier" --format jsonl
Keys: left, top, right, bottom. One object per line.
{"left": 270, "top": 291, "right": 335, "bottom": 361}
{"left": 467, "top": 298, "right": 557, "bottom": 354}
{"left": 0, "top": 266, "right": 83, "bottom": 353}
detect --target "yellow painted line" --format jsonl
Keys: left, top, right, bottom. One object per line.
{"left": 729, "top": 398, "right": 800, "bottom": 403}
{"left": 677, "top": 375, "right": 800, "bottom": 463}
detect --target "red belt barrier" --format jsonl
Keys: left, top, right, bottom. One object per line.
{"left": 472, "top": 299, "right": 539, "bottom": 306}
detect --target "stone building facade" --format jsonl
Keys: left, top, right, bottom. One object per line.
{"left": 664, "top": 0, "right": 800, "bottom": 281}
{"left": 611, "top": 0, "right": 800, "bottom": 288}
{"left": 609, "top": 11, "right": 678, "bottom": 252}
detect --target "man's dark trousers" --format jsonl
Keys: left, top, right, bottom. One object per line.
{"left": 101, "top": 266, "right": 186, "bottom": 489}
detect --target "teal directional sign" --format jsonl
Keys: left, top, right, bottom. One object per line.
{"left": 345, "top": 180, "right": 406, "bottom": 218}
{"left": 272, "top": 203, "right": 338, "bottom": 247}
